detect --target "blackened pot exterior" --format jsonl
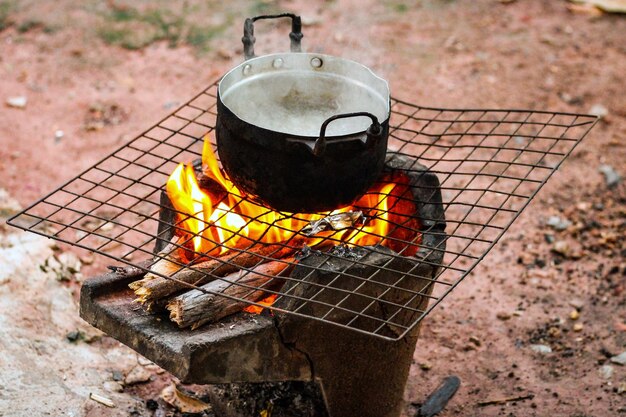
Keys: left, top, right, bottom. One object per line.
{"left": 216, "top": 97, "right": 390, "bottom": 213}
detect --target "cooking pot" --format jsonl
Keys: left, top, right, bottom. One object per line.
{"left": 216, "top": 13, "right": 390, "bottom": 213}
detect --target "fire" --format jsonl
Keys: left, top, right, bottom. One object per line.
{"left": 243, "top": 294, "right": 278, "bottom": 314}
{"left": 166, "top": 134, "right": 421, "bottom": 310}
{"left": 167, "top": 135, "right": 420, "bottom": 257}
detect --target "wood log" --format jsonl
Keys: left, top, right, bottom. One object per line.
{"left": 134, "top": 239, "right": 306, "bottom": 305}
{"left": 154, "top": 190, "right": 177, "bottom": 254}
{"left": 167, "top": 259, "right": 293, "bottom": 329}
{"left": 129, "top": 237, "right": 187, "bottom": 297}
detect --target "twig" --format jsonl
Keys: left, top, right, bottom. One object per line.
{"left": 477, "top": 394, "right": 534, "bottom": 407}
{"left": 107, "top": 260, "right": 152, "bottom": 279}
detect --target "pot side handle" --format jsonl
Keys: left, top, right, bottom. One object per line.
{"left": 313, "top": 112, "right": 383, "bottom": 157}
{"left": 242, "top": 13, "right": 303, "bottom": 60}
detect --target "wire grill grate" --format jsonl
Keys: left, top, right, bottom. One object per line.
{"left": 7, "top": 80, "right": 597, "bottom": 341}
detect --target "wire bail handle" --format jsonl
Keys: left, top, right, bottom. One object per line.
{"left": 242, "top": 13, "right": 303, "bottom": 60}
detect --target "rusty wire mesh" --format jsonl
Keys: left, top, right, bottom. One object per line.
{"left": 7, "top": 81, "right": 597, "bottom": 341}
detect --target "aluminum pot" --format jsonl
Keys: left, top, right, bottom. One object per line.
{"left": 216, "top": 13, "right": 390, "bottom": 213}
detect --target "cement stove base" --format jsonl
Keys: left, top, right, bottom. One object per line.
{"left": 80, "top": 255, "right": 432, "bottom": 417}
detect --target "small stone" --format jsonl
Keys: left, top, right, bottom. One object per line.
{"left": 54, "top": 130, "right": 64, "bottom": 142}
{"left": 103, "top": 381, "right": 124, "bottom": 393}
{"left": 530, "top": 344, "right": 552, "bottom": 354}
{"left": 558, "top": 92, "right": 573, "bottom": 104}
{"left": 610, "top": 352, "right": 626, "bottom": 366}
{"left": 146, "top": 399, "right": 159, "bottom": 410}
{"left": 469, "top": 336, "right": 482, "bottom": 347}
{"left": 552, "top": 240, "right": 570, "bottom": 256}
{"left": 419, "top": 362, "right": 433, "bottom": 371}
{"left": 124, "top": 365, "right": 152, "bottom": 385}
{"left": 573, "top": 323, "right": 584, "bottom": 332}
{"left": 497, "top": 312, "right": 511, "bottom": 321}
{"left": 576, "top": 202, "right": 590, "bottom": 212}
{"left": 589, "top": 103, "right": 609, "bottom": 118}
{"left": 546, "top": 216, "right": 571, "bottom": 231}
{"left": 569, "top": 299, "right": 585, "bottom": 310}
{"left": 553, "top": 240, "right": 583, "bottom": 259}
{"left": 558, "top": 92, "right": 583, "bottom": 105}
{"left": 66, "top": 330, "right": 84, "bottom": 342}
{"left": 599, "top": 364, "right": 614, "bottom": 379}
{"left": 617, "top": 382, "right": 626, "bottom": 395}
{"left": 598, "top": 165, "right": 621, "bottom": 188}
{"left": 569, "top": 310, "right": 580, "bottom": 320}
{"left": 6, "top": 96, "right": 27, "bottom": 108}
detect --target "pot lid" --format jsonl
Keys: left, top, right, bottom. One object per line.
{"left": 219, "top": 53, "right": 390, "bottom": 137}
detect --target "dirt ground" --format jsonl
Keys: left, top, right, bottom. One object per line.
{"left": 0, "top": 0, "right": 625, "bottom": 416}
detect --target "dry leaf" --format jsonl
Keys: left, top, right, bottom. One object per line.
{"left": 570, "top": 0, "right": 626, "bottom": 13}
{"left": 160, "top": 383, "right": 211, "bottom": 413}
{"left": 568, "top": 3, "right": 604, "bottom": 15}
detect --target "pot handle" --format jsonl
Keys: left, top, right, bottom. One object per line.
{"left": 242, "top": 13, "right": 303, "bottom": 60}
{"left": 313, "top": 112, "right": 383, "bottom": 157}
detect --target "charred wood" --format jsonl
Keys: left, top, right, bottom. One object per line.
{"left": 132, "top": 239, "right": 308, "bottom": 306}
{"left": 167, "top": 260, "right": 292, "bottom": 329}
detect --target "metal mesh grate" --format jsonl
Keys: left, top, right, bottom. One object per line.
{"left": 7, "top": 80, "right": 597, "bottom": 341}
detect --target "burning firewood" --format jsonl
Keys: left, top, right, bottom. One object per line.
{"left": 128, "top": 237, "right": 188, "bottom": 296}
{"left": 130, "top": 239, "right": 307, "bottom": 306}
{"left": 130, "top": 137, "right": 422, "bottom": 327}
{"left": 167, "top": 259, "right": 292, "bottom": 329}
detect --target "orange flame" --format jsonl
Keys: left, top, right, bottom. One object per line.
{"left": 243, "top": 294, "right": 278, "bottom": 314}
{"left": 166, "top": 135, "right": 421, "bottom": 311}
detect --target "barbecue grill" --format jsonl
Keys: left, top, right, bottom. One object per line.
{"left": 6, "top": 80, "right": 597, "bottom": 417}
